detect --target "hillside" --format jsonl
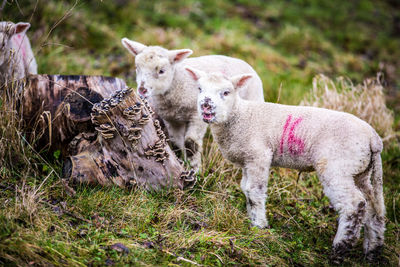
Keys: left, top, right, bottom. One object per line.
{"left": 1, "top": 0, "right": 399, "bottom": 266}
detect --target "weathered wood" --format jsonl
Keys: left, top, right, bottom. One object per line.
{"left": 22, "top": 74, "right": 126, "bottom": 153}
{"left": 19, "top": 74, "right": 194, "bottom": 190}
{"left": 63, "top": 88, "right": 195, "bottom": 190}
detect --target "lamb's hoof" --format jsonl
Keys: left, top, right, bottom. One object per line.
{"left": 184, "top": 138, "right": 199, "bottom": 158}
{"left": 365, "top": 245, "right": 383, "bottom": 263}
{"left": 329, "top": 253, "right": 344, "bottom": 265}
{"left": 329, "top": 242, "right": 350, "bottom": 265}
{"left": 251, "top": 220, "right": 269, "bottom": 229}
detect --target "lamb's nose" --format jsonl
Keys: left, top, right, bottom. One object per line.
{"left": 201, "top": 97, "right": 211, "bottom": 108}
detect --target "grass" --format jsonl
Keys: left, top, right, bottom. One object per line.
{"left": 301, "top": 74, "right": 395, "bottom": 141}
{"left": 1, "top": 0, "right": 400, "bottom": 266}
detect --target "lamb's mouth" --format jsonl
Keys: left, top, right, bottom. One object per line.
{"left": 201, "top": 111, "right": 215, "bottom": 123}
{"left": 200, "top": 103, "right": 216, "bottom": 123}
{"left": 138, "top": 86, "right": 148, "bottom": 97}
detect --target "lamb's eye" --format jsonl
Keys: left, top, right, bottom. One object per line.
{"left": 198, "top": 87, "right": 202, "bottom": 92}
{"left": 159, "top": 69, "right": 165, "bottom": 74}
{"left": 223, "top": 91, "right": 230, "bottom": 96}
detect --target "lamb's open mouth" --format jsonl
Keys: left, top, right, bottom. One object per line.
{"left": 138, "top": 86, "right": 148, "bottom": 97}
{"left": 202, "top": 111, "right": 215, "bottom": 122}
{"left": 201, "top": 105, "right": 215, "bottom": 123}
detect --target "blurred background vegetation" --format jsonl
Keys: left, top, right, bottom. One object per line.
{"left": 3, "top": 0, "right": 400, "bottom": 108}
{"left": 1, "top": 0, "right": 399, "bottom": 266}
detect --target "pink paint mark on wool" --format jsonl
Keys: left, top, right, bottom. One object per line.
{"left": 11, "top": 34, "right": 27, "bottom": 61}
{"left": 280, "top": 115, "right": 305, "bottom": 155}
{"left": 280, "top": 115, "right": 292, "bottom": 154}
{"left": 287, "top": 117, "right": 304, "bottom": 155}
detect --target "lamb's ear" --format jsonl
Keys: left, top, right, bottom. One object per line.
{"left": 230, "top": 74, "right": 254, "bottom": 90}
{"left": 11, "top": 22, "right": 30, "bottom": 35}
{"left": 185, "top": 66, "right": 205, "bottom": 81}
{"left": 169, "top": 49, "right": 193, "bottom": 64}
{"left": 121, "top": 38, "right": 147, "bottom": 56}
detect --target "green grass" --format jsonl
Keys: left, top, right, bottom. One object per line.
{"left": 1, "top": 0, "right": 400, "bottom": 266}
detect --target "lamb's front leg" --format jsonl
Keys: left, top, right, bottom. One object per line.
{"left": 184, "top": 120, "right": 207, "bottom": 172}
{"left": 241, "top": 151, "right": 272, "bottom": 229}
{"left": 164, "top": 120, "right": 185, "bottom": 155}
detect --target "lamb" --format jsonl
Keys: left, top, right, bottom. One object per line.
{"left": 121, "top": 38, "right": 264, "bottom": 170}
{"left": 0, "top": 21, "right": 37, "bottom": 86}
{"left": 185, "top": 67, "right": 385, "bottom": 263}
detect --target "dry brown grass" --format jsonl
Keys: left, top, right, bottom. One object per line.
{"left": 0, "top": 81, "right": 21, "bottom": 168}
{"left": 14, "top": 175, "right": 50, "bottom": 222}
{"left": 301, "top": 74, "right": 396, "bottom": 141}
{"left": 0, "top": 79, "right": 41, "bottom": 171}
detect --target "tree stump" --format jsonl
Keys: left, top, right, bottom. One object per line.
{"left": 22, "top": 75, "right": 126, "bottom": 154}
{"left": 20, "top": 75, "right": 194, "bottom": 190}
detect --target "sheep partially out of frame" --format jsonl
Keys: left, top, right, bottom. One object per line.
{"left": 185, "top": 67, "right": 385, "bottom": 263}
{"left": 0, "top": 21, "right": 37, "bottom": 86}
{"left": 121, "top": 38, "right": 264, "bottom": 171}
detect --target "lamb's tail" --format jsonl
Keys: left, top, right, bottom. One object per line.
{"left": 370, "top": 131, "right": 385, "bottom": 217}
{"left": 370, "top": 130, "right": 383, "bottom": 154}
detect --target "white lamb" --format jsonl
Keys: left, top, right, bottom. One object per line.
{"left": 0, "top": 21, "right": 37, "bottom": 86}
{"left": 121, "top": 38, "right": 264, "bottom": 170}
{"left": 185, "top": 67, "right": 385, "bottom": 263}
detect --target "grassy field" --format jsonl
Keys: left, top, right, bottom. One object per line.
{"left": 1, "top": 0, "right": 399, "bottom": 266}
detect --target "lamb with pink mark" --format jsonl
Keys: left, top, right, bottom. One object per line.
{"left": 121, "top": 38, "right": 264, "bottom": 171}
{"left": 0, "top": 21, "right": 37, "bottom": 86}
{"left": 185, "top": 67, "right": 385, "bottom": 263}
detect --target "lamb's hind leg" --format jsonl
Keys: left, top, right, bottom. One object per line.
{"left": 319, "top": 168, "right": 367, "bottom": 264}
{"left": 355, "top": 153, "right": 385, "bottom": 261}
{"left": 241, "top": 151, "right": 272, "bottom": 229}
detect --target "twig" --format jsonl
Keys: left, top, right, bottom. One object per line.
{"left": 294, "top": 171, "right": 302, "bottom": 199}
{"left": 196, "top": 188, "right": 229, "bottom": 197}
{"left": 0, "top": 0, "right": 7, "bottom": 12}
{"left": 29, "top": 0, "right": 39, "bottom": 25}
{"left": 40, "top": 0, "right": 78, "bottom": 50}
{"left": 209, "top": 252, "right": 224, "bottom": 264}
{"left": 276, "top": 82, "right": 283, "bottom": 103}
{"left": 41, "top": 200, "right": 91, "bottom": 224}
{"left": 283, "top": 207, "right": 302, "bottom": 228}
{"left": 393, "top": 197, "right": 398, "bottom": 227}
{"left": 162, "top": 249, "right": 202, "bottom": 266}
{"left": 39, "top": 42, "right": 72, "bottom": 48}
{"left": 61, "top": 179, "right": 76, "bottom": 196}
{"left": 15, "top": 0, "right": 23, "bottom": 15}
